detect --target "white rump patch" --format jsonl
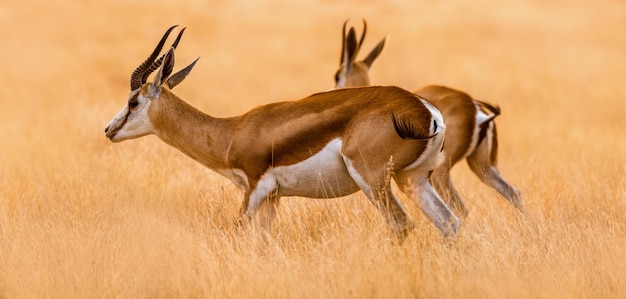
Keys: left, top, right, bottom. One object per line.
{"left": 401, "top": 98, "right": 446, "bottom": 172}
{"left": 464, "top": 103, "right": 496, "bottom": 159}
{"left": 420, "top": 98, "right": 445, "bottom": 136}
{"left": 475, "top": 105, "right": 492, "bottom": 125}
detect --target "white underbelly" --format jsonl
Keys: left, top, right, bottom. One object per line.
{"left": 272, "top": 138, "right": 360, "bottom": 198}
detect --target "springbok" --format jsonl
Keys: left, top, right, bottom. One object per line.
{"left": 334, "top": 20, "right": 522, "bottom": 217}
{"left": 104, "top": 25, "right": 460, "bottom": 241}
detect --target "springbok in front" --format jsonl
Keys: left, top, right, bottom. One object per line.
{"left": 104, "top": 25, "right": 460, "bottom": 241}
{"left": 334, "top": 20, "right": 522, "bottom": 217}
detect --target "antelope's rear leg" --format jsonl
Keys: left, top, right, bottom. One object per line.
{"left": 345, "top": 164, "right": 415, "bottom": 242}
{"left": 397, "top": 172, "right": 461, "bottom": 238}
{"left": 431, "top": 166, "right": 469, "bottom": 218}
{"left": 466, "top": 128, "right": 522, "bottom": 210}
{"left": 467, "top": 161, "right": 522, "bottom": 210}
{"left": 375, "top": 186, "right": 416, "bottom": 243}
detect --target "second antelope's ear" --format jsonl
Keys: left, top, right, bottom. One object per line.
{"left": 363, "top": 35, "right": 386, "bottom": 68}
{"left": 150, "top": 48, "right": 176, "bottom": 96}
{"left": 342, "top": 27, "right": 358, "bottom": 67}
{"left": 166, "top": 57, "right": 200, "bottom": 89}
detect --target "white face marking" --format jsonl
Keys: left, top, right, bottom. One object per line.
{"left": 105, "top": 91, "right": 155, "bottom": 142}
{"left": 335, "top": 71, "right": 348, "bottom": 88}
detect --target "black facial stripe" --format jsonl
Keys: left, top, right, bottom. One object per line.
{"left": 128, "top": 93, "right": 140, "bottom": 108}
{"left": 106, "top": 109, "right": 130, "bottom": 138}
{"left": 108, "top": 94, "right": 136, "bottom": 138}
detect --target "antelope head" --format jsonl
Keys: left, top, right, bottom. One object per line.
{"left": 105, "top": 25, "right": 200, "bottom": 142}
{"left": 334, "top": 19, "right": 386, "bottom": 88}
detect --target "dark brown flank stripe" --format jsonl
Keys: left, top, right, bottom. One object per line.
{"left": 108, "top": 25, "right": 464, "bottom": 240}
{"left": 222, "top": 86, "right": 432, "bottom": 181}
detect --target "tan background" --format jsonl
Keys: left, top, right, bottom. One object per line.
{"left": 1, "top": 0, "right": 625, "bottom": 298}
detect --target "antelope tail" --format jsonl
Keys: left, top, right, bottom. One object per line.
{"left": 392, "top": 112, "right": 439, "bottom": 140}
{"left": 475, "top": 99, "right": 501, "bottom": 125}
{"left": 475, "top": 99, "right": 501, "bottom": 145}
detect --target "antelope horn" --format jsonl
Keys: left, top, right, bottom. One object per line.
{"left": 352, "top": 19, "right": 367, "bottom": 61}
{"left": 129, "top": 25, "right": 178, "bottom": 91}
{"left": 340, "top": 19, "right": 348, "bottom": 65}
{"left": 141, "top": 27, "right": 187, "bottom": 85}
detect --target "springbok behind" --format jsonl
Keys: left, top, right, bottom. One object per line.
{"left": 334, "top": 20, "right": 386, "bottom": 89}
{"left": 105, "top": 25, "right": 461, "bottom": 242}
{"left": 334, "top": 20, "right": 522, "bottom": 217}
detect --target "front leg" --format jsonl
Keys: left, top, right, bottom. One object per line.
{"left": 240, "top": 175, "right": 281, "bottom": 231}
{"left": 254, "top": 190, "right": 280, "bottom": 231}
{"left": 235, "top": 190, "right": 252, "bottom": 227}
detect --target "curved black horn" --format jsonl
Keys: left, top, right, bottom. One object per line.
{"left": 353, "top": 19, "right": 367, "bottom": 60}
{"left": 141, "top": 27, "right": 187, "bottom": 85}
{"left": 130, "top": 25, "right": 178, "bottom": 91}
{"left": 340, "top": 19, "right": 348, "bottom": 65}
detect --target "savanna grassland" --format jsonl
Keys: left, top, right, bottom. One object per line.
{"left": 1, "top": 0, "right": 625, "bottom": 298}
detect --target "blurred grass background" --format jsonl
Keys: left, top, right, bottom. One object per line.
{"left": 0, "top": 0, "right": 625, "bottom": 298}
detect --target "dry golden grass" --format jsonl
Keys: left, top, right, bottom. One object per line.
{"left": 1, "top": 0, "right": 625, "bottom": 298}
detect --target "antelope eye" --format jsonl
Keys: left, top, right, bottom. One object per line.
{"left": 129, "top": 100, "right": 139, "bottom": 108}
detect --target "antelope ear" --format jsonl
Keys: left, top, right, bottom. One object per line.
{"left": 165, "top": 57, "right": 200, "bottom": 89}
{"left": 363, "top": 35, "right": 386, "bottom": 68}
{"left": 150, "top": 47, "right": 175, "bottom": 96}
{"left": 343, "top": 27, "right": 358, "bottom": 67}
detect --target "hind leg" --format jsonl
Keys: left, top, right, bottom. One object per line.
{"left": 374, "top": 186, "right": 416, "bottom": 243}
{"left": 466, "top": 125, "right": 522, "bottom": 210}
{"left": 397, "top": 170, "right": 461, "bottom": 238}
{"left": 431, "top": 165, "right": 469, "bottom": 218}
{"left": 344, "top": 159, "right": 415, "bottom": 242}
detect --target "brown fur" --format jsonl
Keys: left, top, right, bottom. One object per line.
{"left": 415, "top": 85, "right": 478, "bottom": 167}
{"left": 332, "top": 21, "right": 522, "bottom": 216}
{"left": 150, "top": 86, "right": 432, "bottom": 183}
{"left": 107, "top": 27, "right": 460, "bottom": 241}
{"left": 134, "top": 83, "right": 457, "bottom": 240}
